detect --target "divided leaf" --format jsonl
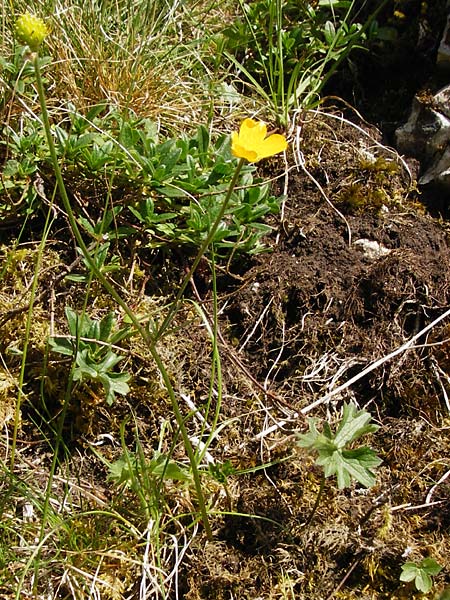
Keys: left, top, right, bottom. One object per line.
{"left": 317, "top": 446, "right": 381, "bottom": 489}
{"left": 297, "top": 402, "right": 381, "bottom": 489}
{"left": 334, "top": 401, "right": 379, "bottom": 448}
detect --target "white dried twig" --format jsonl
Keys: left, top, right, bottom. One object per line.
{"left": 292, "top": 112, "right": 352, "bottom": 246}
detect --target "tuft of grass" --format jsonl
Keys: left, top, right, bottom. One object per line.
{"left": 216, "top": 0, "right": 387, "bottom": 125}
{"left": 1, "top": 0, "right": 233, "bottom": 129}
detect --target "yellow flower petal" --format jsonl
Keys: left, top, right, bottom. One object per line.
{"left": 256, "top": 134, "right": 288, "bottom": 160}
{"left": 240, "top": 119, "right": 267, "bottom": 145}
{"left": 231, "top": 142, "right": 258, "bottom": 162}
{"left": 231, "top": 118, "right": 287, "bottom": 163}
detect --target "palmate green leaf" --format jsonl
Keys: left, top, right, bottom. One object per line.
{"left": 297, "top": 402, "right": 381, "bottom": 489}
{"left": 317, "top": 446, "right": 382, "bottom": 489}
{"left": 107, "top": 451, "right": 137, "bottom": 488}
{"left": 71, "top": 347, "right": 130, "bottom": 405}
{"left": 100, "top": 372, "right": 130, "bottom": 406}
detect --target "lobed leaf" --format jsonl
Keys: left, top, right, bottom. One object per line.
{"left": 297, "top": 402, "right": 381, "bottom": 489}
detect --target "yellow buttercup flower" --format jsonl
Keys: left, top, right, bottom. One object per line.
{"left": 231, "top": 118, "right": 288, "bottom": 162}
{"left": 15, "top": 12, "right": 48, "bottom": 52}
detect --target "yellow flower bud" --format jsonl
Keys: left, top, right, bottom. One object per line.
{"left": 15, "top": 12, "right": 48, "bottom": 52}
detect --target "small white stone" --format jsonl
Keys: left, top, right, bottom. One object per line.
{"left": 354, "top": 239, "right": 391, "bottom": 260}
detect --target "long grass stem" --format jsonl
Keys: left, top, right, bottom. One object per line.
{"left": 9, "top": 200, "right": 55, "bottom": 473}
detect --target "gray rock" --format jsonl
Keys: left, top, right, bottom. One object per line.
{"left": 395, "top": 4, "right": 450, "bottom": 191}
{"left": 437, "top": 9, "right": 450, "bottom": 68}
{"left": 396, "top": 87, "right": 450, "bottom": 189}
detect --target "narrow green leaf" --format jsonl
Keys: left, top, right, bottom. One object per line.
{"left": 48, "top": 336, "right": 74, "bottom": 356}
{"left": 197, "top": 125, "right": 210, "bottom": 168}
{"left": 65, "top": 306, "right": 79, "bottom": 337}
{"left": 99, "top": 312, "right": 115, "bottom": 342}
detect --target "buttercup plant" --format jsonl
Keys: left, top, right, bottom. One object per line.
{"left": 297, "top": 402, "right": 381, "bottom": 527}
{"left": 8, "top": 13, "right": 52, "bottom": 478}
{"left": 3, "top": 4, "right": 449, "bottom": 599}
{"left": 11, "top": 12, "right": 213, "bottom": 542}
{"left": 12, "top": 13, "right": 288, "bottom": 545}
{"left": 157, "top": 117, "right": 287, "bottom": 337}
{"left": 1, "top": 110, "right": 283, "bottom": 255}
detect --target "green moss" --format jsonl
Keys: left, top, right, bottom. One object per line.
{"left": 337, "top": 183, "right": 387, "bottom": 213}
{"left": 359, "top": 156, "right": 400, "bottom": 176}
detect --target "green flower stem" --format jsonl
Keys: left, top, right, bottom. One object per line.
{"left": 32, "top": 53, "right": 213, "bottom": 540}
{"left": 204, "top": 254, "right": 223, "bottom": 446}
{"left": 156, "top": 157, "right": 245, "bottom": 339}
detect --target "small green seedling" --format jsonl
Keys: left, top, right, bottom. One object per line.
{"left": 103, "top": 441, "right": 191, "bottom": 521}
{"left": 399, "top": 558, "right": 443, "bottom": 593}
{"left": 298, "top": 401, "right": 382, "bottom": 489}
{"left": 297, "top": 402, "right": 381, "bottom": 527}
{"left": 108, "top": 449, "right": 190, "bottom": 492}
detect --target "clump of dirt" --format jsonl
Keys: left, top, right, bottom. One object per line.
{"left": 220, "top": 112, "right": 450, "bottom": 418}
